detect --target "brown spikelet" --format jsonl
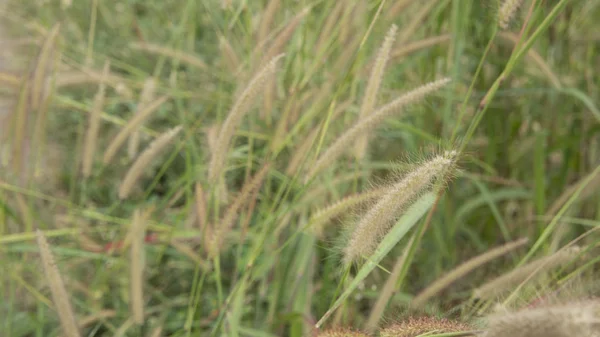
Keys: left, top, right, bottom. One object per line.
{"left": 498, "top": 0, "right": 524, "bottom": 30}
{"left": 103, "top": 95, "right": 168, "bottom": 164}
{"left": 484, "top": 302, "right": 600, "bottom": 337}
{"left": 82, "top": 60, "right": 110, "bottom": 178}
{"left": 118, "top": 125, "right": 182, "bottom": 199}
{"left": 474, "top": 246, "right": 581, "bottom": 300}
{"left": 354, "top": 24, "right": 398, "bottom": 160}
{"left": 36, "top": 229, "right": 81, "bottom": 337}
{"left": 205, "top": 163, "right": 271, "bottom": 257}
{"left": 380, "top": 316, "right": 472, "bottom": 337}
{"left": 411, "top": 237, "right": 530, "bottom": 307}
{"left": 207, "top": 54, "right": 284, "bottom": 182}
{"left": 306, "top": 78, "right": 451, "bottom": 181}
{"left": 129, "top": 209, "right": 148, "bottom": 325}
{"left": 260, "top": 8, "right": 309, "bottom": 66}
{"left": 343, "top": 151, "right": 458, "bottom": 264}
{"left": 128, "top": 77, "right": 157, "bottom": 159}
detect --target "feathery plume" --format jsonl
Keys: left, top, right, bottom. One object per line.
{"left": 118, "top": 125, "right": 182, "bottom": 199}
{"left": 36, "top": 229, "right": 81, "bottom": 337}
{"left": 130, "top": 42, "right": 207, "bottom": 69}
{"left": 128, "top": 77, "right": 157, "bottom": 159}
{"left": 306, "top": 78, "right": 451, "bottom": 181}
{"left": 205, "top": 163, "right": 271, "bottom": 257}
{"left": 498, "top": 0, "right": 524, "bottom": 30}
{"left": 354, "top": 24, "right": 398, "bottom": 160}
{"left": 103, "top": 95, "right": 169, "bottom": 165}
{"left": 82, "top": 60, "right": 109, "bottom": 178}
{"left": 484, "top": 301, "right": 600, "bottom": 337}
{"left": 474, "top": 246, "right": 581, "bottom": 300}
{"left": 207, "top": 54, "right": 284, "bottom": 182}
{"left": 343, "top": 151, "right": 458, "bottom": 264}
{"left": 316, "top": 328, "right": 370, "bottom": 337}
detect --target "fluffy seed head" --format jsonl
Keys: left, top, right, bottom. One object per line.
{"left": 343, "top": 150, "right": 457, "bottom": 264}
{"left": 380, "top": 316, "right": 472, "bottom": 337}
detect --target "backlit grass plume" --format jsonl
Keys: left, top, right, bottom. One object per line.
{"left": 379, "top": 316, "right": 473, "bottom": 337}
{"left": 207, "top": 54, "right": 284, "bottom": 182}
{"left": 343, "top": 150, "right": 457, "bottom": 264}
{"left": 306, "top": 78, "right": 451, "bottom": 182}
{"left": 354, "top": 24, "right": 397, "bottom": 160}
{"left": 498, "top": 0, "right": 524, "bottom": 30}
{"left": 483, "top": 301, "right": 600, "bottom": 337}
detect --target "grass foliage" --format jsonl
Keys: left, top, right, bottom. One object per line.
{"left": 1, "top": 0, "right": 600, "bottom": 336}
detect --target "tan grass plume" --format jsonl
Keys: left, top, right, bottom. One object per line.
{"left": 103, "top": 95, "right": 169, "bottom": 165}
{"left": 207, "top": 54, "right": 284, "bottom": 182}
{"left": 130, "top": 209, "right": 148, "bottom": 324}
{"left": 411, "top": 237, "right": 530, "bottom": 307}
{"left": 36, "top": 229, "right": 81, "bottom": 337}
{"left": 354, "top": 24, "right": 398, "bottom": 160}
{"left": 119, "top": 125, "right": 182, "bottom": 199}
{"left": 483, "top": 301, "right": 600, "bottom": 337}
{"left": 306, "top": 78, "right": 451, "bottom": 182}
{"left": 343, "top": 150, "right": 458, "bottom": 264}
{"left": 474, "top": 246, "right": 581, "bottom": 300}
{"left": 82, "top": 60, "right": 110, "bottom": 178}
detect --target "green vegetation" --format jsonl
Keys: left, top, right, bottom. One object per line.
{"left": 1, "top": 0, "right": 599, "bottom": 336}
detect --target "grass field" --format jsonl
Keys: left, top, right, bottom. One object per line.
{"left": 1, "top": 0, "right": 600, "bottom": 336}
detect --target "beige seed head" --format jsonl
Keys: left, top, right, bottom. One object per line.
{"left": 82, "top": 60, "right": 110, "bottom": 178}
{"left": 343, "top": 150, "right": 457, "bottom": 264}
{"left": 36, "top": 229, "right": 81, "bottom": 337}
{"left": 119, "top": 125, "right": 182, "bottom": 199}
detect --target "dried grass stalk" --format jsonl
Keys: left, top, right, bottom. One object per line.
{"left": 36, "top": 229, "right": 81, "bottom": 337}
{"left": 82, "top": 60, "right": 110, "bottom": 178}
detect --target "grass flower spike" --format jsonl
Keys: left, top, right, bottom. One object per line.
{"left": 343, "top": 150, "right": 457, "bottom": 264}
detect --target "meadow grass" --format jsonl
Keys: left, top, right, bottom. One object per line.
{"left": 1, "top": 0, "right": 600, "bottom": 336}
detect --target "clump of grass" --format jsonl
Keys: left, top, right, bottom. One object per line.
{"left": 343, "top": 150, "right": 457, "bottom": 264}
{"left": 483, "top": 301, "right": 600, "bottom": 337}
{"left": 306, "top": 78, "right": 451, "bottom": 181}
